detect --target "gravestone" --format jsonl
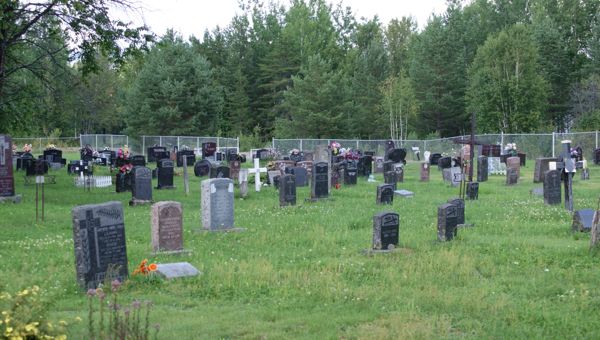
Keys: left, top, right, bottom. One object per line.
{"left": 393, "top": 164, "right": 404, "bottom": 182}
{"left": 420, "top": 162, "right": 430, "bottom": 182}
{"left": 438, "top": 157, "right": 452, "bottom": 169}
{"left": 506, "top": 156, "right": 520, "bottom": 178}
{"left": 130, "top": 166, "right": 153, "bottom": 205}
{"left": 386, "top": 148, "right": 406, "bottom": 164}
{"left": 156, "top": 159, "right": 175, "bottom": 189}
{"left": 438, "top": 203, "right": 458, "bottom": 241}
{"left": 344, "top": 165, "right": 357, "bottom": 185}
{"left": 279, "top": 174, "right": 296, "bottom": 207}
{"left": 383, "top": 160, "right": 394, "bottom": 173}
{"left": 72, "top": 201, "right": 128, "bottom": 289}
{"left": 384, "top": 171, "right": 398, "bottom": 190}
{"left": 229, "top": 160, "right": 241, "bottom": 182}
{"left": 194, "top": 159, "right": 211, "bottom": 177}
{"left": 376, "top": 184, "right": 394, "bottom": 205}
{"left": 176, "top": 150, "right": 195, "bottom": 167}
{"left": 291, "top": 167, "right": 308, "bottom": 187}
{"left": 268, "top": 170, "right": 282, "bottom": 187}
{"left": 443, "top": 167, "right": 462, "bottom": 187}
{"left": 358, "top": 156, "right": 373, "bottom": 177}
{"left": 202, "top": 142, "right": 217, "bottom": 160}
{"left": 534, "top": 158, "right": 558, "bottom": 183}
{"left": 115, "top": 172, "right": 131, "bottom": 193}
{"left": 155, "top": 262, "right": 200, "bottom": 279}
{"left": 543, "top": 169, "right": 561, "bottom": 205}
{"left": 581, "top": 168, "right": 590, "bottom": 180}
{"left": 447, "top": 198, "right": 465, "bottom": 225}
{"left": 572, "top": 209, "right": 595, "bottom": 232}
{"left": 372, "top": 212, "right": 399, "bottom": 251}
{"left": 591, "top": 210, "right": 600, "bottom": 248}
{"left": 147, "top": 146, "right": 168, "bottom": 163}
{"left": 0, "top": 135, "right": 20, "bottom": 203}
{"left": 466, "top": 182, "right": 479, "bottom": 200}
{"left": 201, "top": 178, "right": 239, "bottom": 231}
{"left": 297, "top": 161, "right": 313, "bottom": 178}
{"left": 151, "top": 201, "right": 184, "bottom": 253}
{"left": 373, "top": 157, "right": 384, "bottom": 173}
{"left": 311, "top": 162, "right": 329, "bottom": 200}
{"left": 210, "top": 164, "right": 230, "bottom": 179}
{"left": 130, "top": 155, "right": 146, "bottom": 167}
{"left": 314, "top": 145, "right": 331, "bottom": 193}
{"left": 506, "top": 168, "right": 519, "bottom": 185}
{"left": 394, "top": 189, "right": 414, "bottom": 198}
{"left": 594, "top": 148, "right": 600, "bottom": 165}
{"left": 249, "top": 158, "right": 267, "bottom": 192}
{"left": 430, "top": 153, "right": 442, "bottom": 165}
{"left": 477, "top": 156, "right": 488, "bottom": 182}
{"left": 239, "top": 169, "right": 249, "bottom": 198}
{"left": 518, "top": 152, "right": 527, "bottom": 167}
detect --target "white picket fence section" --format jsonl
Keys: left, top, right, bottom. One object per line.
{"left": 74, "top": 176, "right": 112, "bottom": 188}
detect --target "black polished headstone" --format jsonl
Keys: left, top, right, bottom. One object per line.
{"left": 130, "top": 166, "right": 152, "bottom": 203}
{"left": 447, "top": 198, "right": 465, "bottom": 225}
{"left": 290, "top": 167, "right": 308, "bottom": 187}
{"left": 176, "top": 150, "right": 195, "bottom": 167}
{"left": 72, "top": 201, "right": 128, "bottom": 289}
{"left": 466, "top": 182, "right": 479, "bottom": 200}
{"left": 130, "top": 155, "right": 146, "bottom": 167}
{"left": 344, "top": 165, "right": 357, "bottom": 185}
{"left": 311, "top": 162, "right": 329, "bottom": 199}
{"left": 438, "top": 156, "right": 452, "bottom": 169}
{"left": 147, "top": 146, "right": 167, "bottom": 163}
{"left": 357, "top": 156, "right": 372, "bottom": 177}
{"left": 194, "top": 159, "right": 211, "bottom": 177}
{"left": 372, "top": 212, "right": 399, "bottom": 250}
{"left": 157, "top": 159, "right": 174, "bottom": 189}
{"left": 279, "top": 174, "right": 296, "bottom": 207}
{"left": 376, "top": 184, "right": 394, "bottom": 205}
{"left": 0, "top": 135, "right": 15, "bottom": 197}
{"left": 477, "top": 156, "right": 488, "bottom": 182}
{"left": 430, "top": 153, "right": 442, "bottom": 165}
{"left": 386, "top": 148, "right": 406, "bottom": 163}
{"left": 202, "top": 142, "right": 217, "bottom": 159}
{"left": 438, "top": 203, "right": 458, "bottom": 241}
{"left": 543, "top": 169, "right": 561, "bottom": 205}
{"left": 115, "top": 172, "right": 131, "bottom": 193}
{"left": 210, "top": 164, "right": 230, "bottom": 179}
{"left": 384, "top": 171, "right": 398, "bottom": 190}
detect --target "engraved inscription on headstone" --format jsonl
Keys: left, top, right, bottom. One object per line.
{"left": 420, "top": 162, "right": 430, "bottom": 182}
{"left": 72, "top": 201, "right": 128, "bottom": 289}
{"left": 447, "top": 198, "right": 465, "bottom": 225}
{"left": 279, "top": 174, "right": 296, "bottom": 207}
{"left": 438, "top": 203, "right": 458, "bottom": 241}
{"left": 130, "top": 166, "right": 153, "bottom": 204}
{"left": 543, "top": 169, "right": 561, "bottom": 205}
{"left": 151, "top": 201, "right": 183, "bottom": 252}
{"left": 311, "top": 162, "right": 329, "bottom": 199}
{"left": 201, "top": 178, "right": 235, "bottom": 230}
{"left": 372, "top": 212, "right": 399, "bottom": 250}
{"left": 376, "top": 184, "right": 394, "bottom": 205}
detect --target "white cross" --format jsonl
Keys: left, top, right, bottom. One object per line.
{"left": 248, "top": 158, "right": 267, "bottom": 192}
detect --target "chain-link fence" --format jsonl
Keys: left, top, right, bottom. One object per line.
{"left": 141, "top": 136, "right": 239, "bottom": 154}
{"left": 80, "top": 134, "right": 130, "bottom": 152}
{"left": 273, "top": 132, "right": 600, "bottom": 160}
{"left": 12, "top": 137, "right": 80, "bottom": 154}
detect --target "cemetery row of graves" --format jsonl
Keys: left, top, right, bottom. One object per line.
{"left": 1, "top": 133, "right": 600, "bottom": 337}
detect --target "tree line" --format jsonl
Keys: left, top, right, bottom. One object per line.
{"left": 1, "top": 0, "right": 600, "bottom": 143}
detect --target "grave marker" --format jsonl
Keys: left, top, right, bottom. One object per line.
{"left": 534, "top": 158, "right": 558, "bottom": 183}
{"left": 420, "top": 162, "right": 430, "bottom": 182}
{"left": 239, "top": 169, "right": 249, "bottom": 198}
{"left": 200, "top": 178, "right": 241, "bottom": 231}
{"left": 155, "top": 262, "right": 200, "bottom": 279}
{"left": 311, "top": 162, "right": 329, "bottom": 200}
{"left": 376, "top": 184, "right": 394, "bottom": 205}
{"left": 0, "top": 135, "right": 20, "bottom": 203}
{"left": 248, "top": 158, "right": 267, "bottom": 192}
{"left": 291, "top": 167, "right": 309, "bottom": 187}
{"left": 151, "top": 201, "right": 184, "bottom": 253}
{"left": 506, "top": 168, "right": 519, "bottom": 185}
{"left": 279, "top": 174, "right": 296, "bottom": 207}
{"left": 156, "top": 159, "right": 175, "bottom": 189}
{"left": 130, "top": 166, "right": 153, "bottom": 205}
{"left": 543, "top": 169, "right": 561, "bottom": 205}
{"left": 194, "top": 159, "right": 211, "bottom": 177}
{"left": 438, "top": 203, "right": 458, "bottom": 241}
{"left": 447, "top": 198, "right": 465, "bottom": 225}
{"left": 477, "top": 156, "right": 488, "bottom": 182}
{"left": 572, "top": 209, "right": 595, "bottom": 232}
{"left": 372, "top": 212, "right": 399, "bottom": 251}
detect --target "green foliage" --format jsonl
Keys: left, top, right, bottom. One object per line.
{"left": 123, "top": 31, "right": 224, "bottom": 137}
{"left": 467, "top": 24, "right": 549, "bottom": 133}
{"left": 239, "top": 125, "right": 268, "bottom": 151}
{"left": 379, "top": 74, "right": 419, "bottom": 140}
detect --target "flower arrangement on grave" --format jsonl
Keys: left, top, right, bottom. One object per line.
{"left": 117, "top": 145, "right": 130, "bottom": 160}
{"left": 132, "top": 259, "right": 157, "bottom": 276}
{"left": 45, "top": 144, "right": 57, "bottom": 150}
{"left": 330, "top": 141, "right": 341, "bottom": 156}
{"left": 504, "top": 143, "right": 518, "bottom": 157}
{"left": 23, "top": 144, "right": 32, "bottom": 153}
{"left": 341, "top": 148, "right": 361, "bottom": 160}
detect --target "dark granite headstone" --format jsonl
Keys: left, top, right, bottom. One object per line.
{"left": 177, "top": 150, "right": 195, "bottom": 167}
{"left": 291, "top": 167, "right": 308, "bottom": 187}
{"left": 210, "top": 164, "right": 230, "bottom": 179}
{"left": 438, "top": 203, "right": 458, "bottom": 241}
{"left": 130, "top": 166, "right": 152, "bottom": 204}
{"left": 0, "top": 135, "right": 16, "bottom": 198}
{"left": 344, "top": 165, "right": 357, "bottom": 185}
{"left": 147, "top": 146, "right": 168, "bottom": 163}
{"left": 534, "top": 158, "right": 558, "bottom": 183}
{"left": 594, "top": 148, "right": 600, "bottom": 165}
{"left": 386, "top": 148, "right": 406, "bottom": 163}
{"left": 430, "top": 153, "right": 442, "bottom": 165}
{"left": 130, "top": 155, "right": 146, "bottom": 167}
{"left": 572, "top": 209, "right": 595, "bottom": 232}
{"left": 194, "top": 159, "right": 211, "bottom": 177}
{"left": 420, "top": 162, "right": 430, "bottom": 181}
{"left": 447, "top": 198, "right": 465, "bottom": 225}
{"left": 279, "top": 174, "right": 296, "bottom": 207}
{"left": 393, "top": 164, "right": 404, "bottom": 182}
{"left": 384, "top": 171, "right": 398, "bottom": 190}
{"left": 229, "top": 160, "right": 241, "bottom": 182}
{"left": 372, "top": 212, "right": 399, "bottom": 250}
{"left": 466, "top": 182, "right": 479, "bottom": 200}
{"left": 151, "top": 201, "right": 183, "bottom": 252}
{"left": 201, "top": 178, "right": 235, "bottom": 230}
{"left": 157, "top": 159, "right": 175, "bottom": 189}
{"left": 438, "top": 156, "right": 452, "bottom": 169}
{"left": 543, "top": 169, "right": 561, "bottom": 205}
{"left": 115, "top": 172, "right": 131, "bottom": 193}
{"left": 376, "top": 184, "right": 394, "bottom": 205}
{"left": 311, "top": 162, "right": 329, "bottom": 199}
{"left": 72, "top": 201, "right": 128, "bottom": 289}
{"left": 477, "top": 156, "right": 488, "bottom": 182}
{"left": 518, "top": 153, "right": 526, "bottom": 167}
{"left": 383, "top": 161, "right": 394, "bottom": 173}
{"left": 202, "top": 142, "right": 217, "bottom": 159}
{"left": 358, "top": 156, "right": 372, "bottom": 177}
{"left": 506, "top": 168, "right": 519, "bottom": 185}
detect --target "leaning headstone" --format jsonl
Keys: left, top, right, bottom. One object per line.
{"left": 155, "top": 262, "right": 200, "bottom": 280}
{"left": 447, "top": 198, "right": 465, "bottom": 225}
{"left": 376, "top": 184, "right": 394, "bottom": 205}
{"left": 543, "top": 169, "right": 561, "bottom": 205}
{"left": 310, "top": 162, "right": 329, "bottom": 200}
{"left": 72, "top": 201, "right": 128, "bottom": 289}
{"left": 534, "top": 158, "right": 558, "bottom": 183}
{"left": 156, "top": 159, "right": 175, "bottom": 189}
{"left": 239, "top": 169, "right": 249, "bottom": 198}
{"left": 477, "top": 156, "right": 488, "bottom": 182}
{"left": 151, "top": 201, "right": 184, "bottom": 253}
{"left": 130, "top": 166, "right": 153, "bottom": 205}
{"left": 438, "top": 203, "right": 458, "bottom": 241}
{"left": 420, "top": 162, "right": 430, "bottom": 182}
{"left": 506, "top": 168, "right": 519, "bottom": 185}
{"left": 572, "top": 209, "right": 595, "bottom": 232}
{"left": 200, "top": 178, "right": 242, "bottom": 231}
{"left": 291, "top": 167, "right": 309, "bottom": 187}
{"left": 0, "top": 135, "right": 21, "bottom": 203}
{"left": 279, "top": 174, "right": 296, "bottom": 207}
{"left": 372, "top": 212, "right": 399, "bottom": 251}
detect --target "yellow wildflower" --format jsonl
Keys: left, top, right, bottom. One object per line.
{"left": 58, "top": 320, "right": 68, "bottom": 326}
{"left": 75, "top": 316, "right": 82, "bottom": 322}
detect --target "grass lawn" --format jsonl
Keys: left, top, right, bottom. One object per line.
{"left": 1, "top": 157, "right": 599, "bottom": 339}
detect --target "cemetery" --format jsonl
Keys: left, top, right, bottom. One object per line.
{"left": 2, "top": 134, "right": 600, "bottom": 338}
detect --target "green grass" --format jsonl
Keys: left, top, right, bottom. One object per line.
{"left": 2, "top": 157, "right": 600, "bottom": 339}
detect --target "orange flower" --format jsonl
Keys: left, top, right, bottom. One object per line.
{"left": 148, "top": 263, "right": 157, "bottom": 271}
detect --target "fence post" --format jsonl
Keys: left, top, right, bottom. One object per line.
{"left": 111, "top": 135, "right": 114, "bottom": 150}
{"left": 142, "top": 136, "right": 145, "bottom": 154}
{"left": 500, "top": 132, "right": 504, "bottom": 149}
{"left": 159, "top": 136, "right": 162, "bottom": 147}
{"left": 552, "top": 132, "right": 555, "bottom": 157}
{"left": 596, "top": 131, "right": 598, "bottom": 150}
{"left": 299, "top": 139, "right": 303, "bottom": 152}
{"left": 95, "top": 135, "right": 98, "bottom": 151}
{"left": 216, "top": 137, "right": 220, "bottom": 151}
{"left": 272, "top": 138, "right": 275, "bottom": 150}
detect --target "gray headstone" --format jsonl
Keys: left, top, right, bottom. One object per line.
{"left": 268, "top": 170, "right": 281, "bottom": 186}
{"left": 151, "top": 201, "right": 183, "bottom": 252}
{"left": 376, "top": 184, "right": 394, "bottom": 205}
{"left": 239, "top": 169, "right": 249, "bottom": 198}
{"left": 130, "top": 166, "right": 152, "bottom": 204}
{"left": 572, "top": 209, "right": 595, "bottom": 232}
{"left": 201, "top": 178, "right": 235, "bottom": 230}
{"left": 291, "top": 167, "right": 308, "bottom": 186}
{"left": 311, "top": 162, "right": 329, "bottom": 199}
{"left": 447, "top": 198, "right": 465, "bottom": 225}
{"left": 477, "top": 156, "right": 488, "bottom": 182}
{"left": 374, "top": 157, "right": 384, "bottom": 173}
{"left": 0, "top": 135, "right": 16, "bottom": 198}
{"left": 420, "top": 162, "right": 430, "bottom": 182}
{"left": 506, "top": 157, "right": 520, "bottom": 178}
{"left": 506, "top": 167, "right": 519, "bottom": 185}
{"left": 372, "top": 212, "right": 399, "bottom": 250}
{"left": 438, "top": 203, "right": 458, "bottom": 241}
{"left": 155, "top": 262, "right": 200, "bottom": 279}
{"left": 543, "top": 169, "right": 561, "bottom": 205}
{"left": 229, "top": 160, "right": 241, "bottom": 182}
{"left": 279, "top": 174, "right": 296, "bottom": 207}
{"left": 394, "top": 189, "right": 414, "bottom": 197}
{"left": 72, "top": 201, "right": 128, "bottom": 289}
{"left": 591, "top": 211, "right": 600, "bottom": 248}
{"left": 531, "top": 187, "right": 544, "bottom": 196}
{"left": 534, "top": 158, "right": 558, "bottom": 183}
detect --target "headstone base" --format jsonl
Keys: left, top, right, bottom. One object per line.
{"left": 394, "top": 190, "right": 414, "bottom": 198}
{"left": 129, "top": 199, "right": 153, "bottom": 206}
{"left": 195, "top": 227, "right": 246, "bottom": 233}
{"left": 0, "top": 195, "right": 22, "bottom": 204}
{"left": 155, "top": 262, "right": 200, "bottom": 280}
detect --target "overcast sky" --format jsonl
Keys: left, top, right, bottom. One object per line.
{"left": 121, "top": 0, "right": 449, "bottom": 39}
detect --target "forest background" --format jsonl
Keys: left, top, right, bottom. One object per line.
{"left": 1, "top": 0, "right": 600, "bottom": 148}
